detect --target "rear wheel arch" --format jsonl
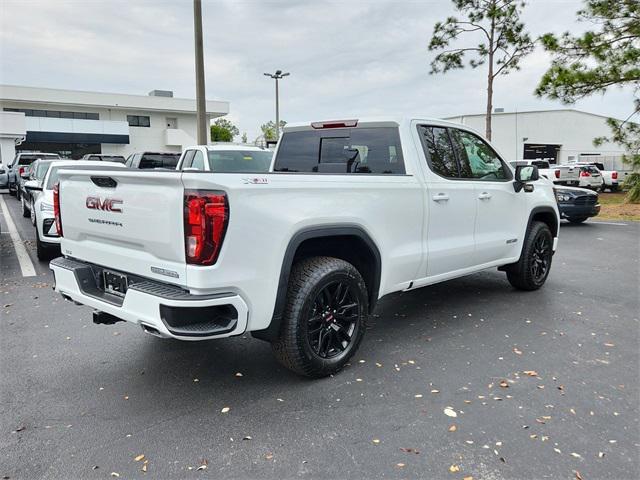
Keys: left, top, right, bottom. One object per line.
{"left": 252, "top": 224, "right": 381, "bottom": 342}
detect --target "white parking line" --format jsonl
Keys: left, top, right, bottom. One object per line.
{"left": 0, "top": 194, "right": 37, "bottom": 277}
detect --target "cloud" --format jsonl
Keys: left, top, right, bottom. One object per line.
{"left": 1, "top": 0, "right": 635, "bottom": 142}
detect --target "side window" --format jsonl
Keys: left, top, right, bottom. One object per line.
{"left": 418, "top": 125, "right": 459, "bottom": 178}
{"left": 181, "top": 150, "right": 196, "bottom": 169}
{"left": 454, "top": 130, "right": 509, "bottom": 180}
{"left": 191, "top": 150, "right": 205, "bottom": 170}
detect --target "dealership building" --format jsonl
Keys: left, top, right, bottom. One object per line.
{"left": 0, "top": 84, "right": 229, "bottom": 162}
{"left": 445, "top": 109, "right": 631, "bottom": 171}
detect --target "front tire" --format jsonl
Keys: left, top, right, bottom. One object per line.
{"left": 506, "top": 221, "right": 553, "bottom": 291}
{"left": 271, "top": 256, "right": 369, "bottom": 378}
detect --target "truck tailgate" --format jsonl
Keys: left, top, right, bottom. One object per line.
{"left": 57, "top": 169, "right": 188, "bottom": 286}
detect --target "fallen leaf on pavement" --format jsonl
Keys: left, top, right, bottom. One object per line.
{"left": 513, "top": 347, "right": 523, "bottom": 355}
{"left": 523, "top": 370, "right": 538, "bottom": 376}
{"left": 134, "top": 454, "right": 145, "bottom": 462}
{"left": 444, "top": 408, "right": 457, "bottom": 418}
{"left": 575, "top": 471, "right": 583, "bottom": 480}
{"left": 448, "top": 425, "right": 457, "bottom": 432}
{"left": 396, "top": 463, "right": 406, "bottom": 468}
{"left": 110, "top": 473, "right": 120, "bottom": 478}
{"left": 221, "top": 407, "right": 230, "bottom": 413}
{"left": 499, "top": 380, "right": 509, "bottom": 388}
{"left": 400, "top": 448, "right": 419, "bottom": 454}
{"left": 449, "top": 464, "right": 460, "bottom": 473}
{"left": 372, "top": 439, "right": 380, "bottom": 445}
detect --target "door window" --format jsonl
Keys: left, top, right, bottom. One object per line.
{"left": 191, "top": 151, "right": 205, "bottom": 170}
{"left": 418, "top": 125, "right": 459, "bottom": 178}
{"left": 454, "top": 130, "right": 509, "bottom": 181}
{"left": 181, "top": 150, "right": 196, "bottom": 169}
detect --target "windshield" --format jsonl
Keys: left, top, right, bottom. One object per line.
{"left": 35, "top": 161, "right": 53, "bottom": 181}
{"left": 207, "top": 150, "right": 272, "bottom": 172}
{"left": 46, "top": 166, "right": 65, "bottom": 190}
{"left": 138, "top": 153, "right": 180, "bottom": 169}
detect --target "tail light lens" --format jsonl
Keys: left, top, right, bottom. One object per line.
{"left": 554, "top": 169, "right": 560, "bottom": 179}
{"left": 19, "top": 166, "right": 25, "bottom": 176}
{"left": 53, "top": 182, "right": 63, "bottom": 237}
{"left": 612, "top": 171, "right": 618, "bottom": 180}
{"left": 184, "top": 190, "right": 228, "bottom": 265}
{"left": 580, "top": 171, "right": 590, "bottom": 177}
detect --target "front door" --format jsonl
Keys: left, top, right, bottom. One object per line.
{"left": 451, "top": 128, "right": 527, "bottom": 265}
{"left": 416, "top": 125, "right": 478, "bottom": 278}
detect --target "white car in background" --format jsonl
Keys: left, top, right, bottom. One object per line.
{"left": 24, "top": 160, "right": 126, "bottom": 260}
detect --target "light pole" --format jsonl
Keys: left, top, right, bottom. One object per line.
{"left": 264, "top": 70, "right": 289, "bottom": 141}
{"left": 193, "top": 0, "right": 208, "bottom": 145}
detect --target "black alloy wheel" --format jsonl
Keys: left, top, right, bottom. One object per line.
{"left": 530, "top": 234, "right": 551, "bottom": 283}
{"left": 307, "top": 281, "right": 360, "bottom": 359}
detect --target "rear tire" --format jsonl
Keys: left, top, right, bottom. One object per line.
{"left": 505, "top": 221, "right": 553, "bottom": 291}
{"left": 21, "top": 195, "right": 29, "bottom": 217}
{"left": 568, "top": 217, "right": 588, "bottom": 224}
{"left": 271, "top": 256, "right": 368, "bottom": 378}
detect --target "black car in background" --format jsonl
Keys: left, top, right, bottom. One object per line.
{"left": 125, "top": 152, "right": 181, "bottom": 169}
{"left": 554, "top": 185, "right": 600, "bottom": 224}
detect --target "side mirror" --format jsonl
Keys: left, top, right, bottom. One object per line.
{"left": 514, "top": 165, "right": 539, "bottom": 192}
{"left": 24, "top": 180, "right": 42, "bottom": 191}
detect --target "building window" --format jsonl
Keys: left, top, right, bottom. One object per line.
{"left": 127, "top": 115, "right": 151, "bottom": 127}
{"left": 3, "top": 108, "right": 99, "bottom": 120}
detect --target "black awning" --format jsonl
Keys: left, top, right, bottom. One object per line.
{"left": 25, "top": 131, "right": 129, "bottom": 144}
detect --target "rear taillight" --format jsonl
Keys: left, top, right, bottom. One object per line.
{"left": 184, "top": 190, "right": 228, "bottom": 265}
{"left": 612, "top": 171, "right": 618, "bottom": 180}
{"left": 580, "top": 171, "right": 590, "bottom": 177}
{"left": 554, "top": 169, "right": 560, "bottom": 179}
{"left": 53, "top": 182, "right": 63, "bottom": 237}
{"left": 18, "top": 166, "right": 25, "bottom": 176}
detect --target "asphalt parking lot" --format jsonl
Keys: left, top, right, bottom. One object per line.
{"left": 1, "top": 190, "right": 639, "bottom": 480}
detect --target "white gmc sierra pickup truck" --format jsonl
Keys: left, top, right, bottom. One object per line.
{"left": 50, "top": 117, "right": 560, "bottom": 377}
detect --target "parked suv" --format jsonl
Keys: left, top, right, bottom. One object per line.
{"left": 50, "top": 117, "right": 559, "bottom": 377}
{"left": 8, "top": 152, "right": 61, "bottom": 198}
{"left": 125, "top": 152, "right": 180, "bottom": 169}
{"left": 20, "top": 158, "right": 56, "bottom": 223}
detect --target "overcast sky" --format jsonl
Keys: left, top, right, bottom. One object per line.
{"left": 0, "top": 0, "right": 635, "bottom": 141}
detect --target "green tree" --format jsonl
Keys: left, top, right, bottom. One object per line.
{"left": 261, "top": 120, "right": 287, "bottom": 141}
{"left": 210, "top": 118, "right": 239, "bottom": 142}
{"left": 241, "top": 132, "right": 248, "bottom": 143}
{"left": 428, "top": 0, "right": 534, "bottom": 140}
{"left": 535, "top": 0, "right": 640, "bottom": 201}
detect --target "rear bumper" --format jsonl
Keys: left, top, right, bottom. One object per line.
{"left": 50, "top": 257, "right": 249, "bottom": 340}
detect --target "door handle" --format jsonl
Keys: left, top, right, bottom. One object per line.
{"left": 432, "top": 193, "right": 450, "bottom": 202}
{"left": 478, "top": 192, "right": 492, "bottom": 200}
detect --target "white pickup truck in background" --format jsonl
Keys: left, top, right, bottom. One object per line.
{"left": 511, "top": 160, "right": 580, "bottom": 186}
{"left": 575, "top": 161, "right": 618, "bottom": 191}
{"left": 50, "top": 117, "right": 560, "bottom": 377}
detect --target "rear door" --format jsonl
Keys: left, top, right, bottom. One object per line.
{"left": 57, "top": 168, "right": 188, "bottom": 286}
{"left": 451, "top": 128, "right": 527, "bottom": 265}
{"left": 416, "top": 125, "right": 477, "bottom": 277}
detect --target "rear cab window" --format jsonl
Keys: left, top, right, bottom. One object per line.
{"left": 274, "top": 126, "right": 405, "bottom": 174}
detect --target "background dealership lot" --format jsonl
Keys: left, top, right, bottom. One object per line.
{"left": 1, "top": 193, "right": 638, "bottom": 479}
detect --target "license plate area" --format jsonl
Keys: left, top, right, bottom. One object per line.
{"left": 103, "top": 270, "right": 128, "bottom": 297}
